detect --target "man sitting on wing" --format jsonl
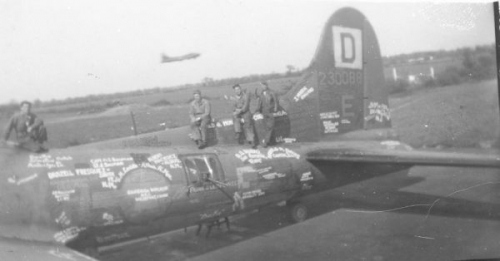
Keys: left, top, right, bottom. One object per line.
{"left": 189, "top": 90, "right": 211, "bottom": 149}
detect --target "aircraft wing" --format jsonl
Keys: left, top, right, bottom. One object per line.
{"left": 306, "top": 143, "right": 500, "bottom": 169}
{"left": 0, "top": 237, "right": 97, "bottom": 261}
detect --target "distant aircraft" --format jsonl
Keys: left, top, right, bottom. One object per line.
{"left": 0, "top": 7, "right": 499, "bottom": 260}
{"left": 161, "top": 52, "right": 200, "bottom": 63}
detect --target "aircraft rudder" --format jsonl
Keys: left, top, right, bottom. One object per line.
{"left": 282, "top": 7, "right": 391, "bottom": 142}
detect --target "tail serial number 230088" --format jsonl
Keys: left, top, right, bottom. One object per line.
{"left": 317, "top": 70, "right": 363, "bottom": 88}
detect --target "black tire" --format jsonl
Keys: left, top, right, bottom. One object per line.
{"left": 82, "top": 246, "right": 99, "bottom": 258}
{"left": 289, "top": 202, "right": 308, "bottom": 223}
{"left": 67, "top": 232, "right": 99, "bottom": 258}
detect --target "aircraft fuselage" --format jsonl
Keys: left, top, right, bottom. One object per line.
{"left": 0, "top": 143, "right": 346, "bottom": 250}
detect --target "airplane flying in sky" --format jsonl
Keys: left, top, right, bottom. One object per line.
{"left": 160, "top": 52, "right": 201, "bottom": 63}
{"left": 0, "top": 7, "right": 499, "bottom": 260}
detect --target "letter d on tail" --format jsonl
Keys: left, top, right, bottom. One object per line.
{"left": 333, "top": 26, "right": 362, "bottom": 69}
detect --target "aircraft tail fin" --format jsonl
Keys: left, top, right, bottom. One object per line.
{"left": 280, "top": 7, "right": 391, "bottom": 142}
{"left": 80, "top": 8, "right": 394, "bottom": 150}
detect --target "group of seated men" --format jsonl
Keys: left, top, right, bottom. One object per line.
{"left": 2, "top": 83, "right": 278, "bottom": 152}
{"left": 189, "top": 81, "right": 279, "bottom": 149}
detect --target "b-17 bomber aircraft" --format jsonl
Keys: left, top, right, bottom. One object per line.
{"left": 1, "top": 7, "right": 499, "bottom": 260}
{"left": 160, "top": 52, "right": 200, "bottom": 63}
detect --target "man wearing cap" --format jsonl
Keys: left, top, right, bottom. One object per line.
{"left": 257, "top": 81, "right": 279, "bottom": 147}
{"left": 189, "top": 90, "right": 211, "bottom": 149}
{"left": 3, "top": 101, "right": 48, "bottom": 152}
{"left": 229, "top": 84, "right": 256, "bottom": 148}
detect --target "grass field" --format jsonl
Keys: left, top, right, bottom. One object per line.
{"left": 390, "top": 79, "right": 499, "bottom": 148}
{"left": 0, "top": 79, "right": 498, "bottom": 149}
{"left": 33, "top": 77, "right": 298, "bottom": 116}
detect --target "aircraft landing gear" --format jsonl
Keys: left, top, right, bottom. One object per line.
{"left": 288, "top": 201, "right": 308, "bottom": 223}
{"left": 68, "top": 233, "right": 99, "bottom": 258}
{"left": 82, "top": 246, "right": 100, "bottom": 258}
{"left": 196, "top": 217, "right": 230, "bottom": 238}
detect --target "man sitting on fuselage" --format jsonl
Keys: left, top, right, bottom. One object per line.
{"left": 2, "top": 101, "right": 48, "bottom": 152}
{"left": 257, "top": 81, "right": 279, "bottom": 148}
{"left": 189, "top": 90, "right": 211, "bottom": 149}
{"left": 227, "top": 84, "right": 257, "bottom": 148}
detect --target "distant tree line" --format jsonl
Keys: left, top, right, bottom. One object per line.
{"left": 385, "top": 44, "right": 497, "bottom": 94}
{"left": 0, "top": 67, "right": 303, "bottom": 112}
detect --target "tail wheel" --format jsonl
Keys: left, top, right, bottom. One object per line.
{"left": 82, "top": 246, "right": 99, "bottom": 258}
{"left": 289, "top": 202, "right": 308, "bottom": 223}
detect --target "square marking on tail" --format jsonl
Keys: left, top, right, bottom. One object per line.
{"left": 332, "top": 26, "right": 362, "bottom": 69}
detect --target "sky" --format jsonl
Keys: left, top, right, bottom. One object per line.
{"left": 0, "top": 0, "right": 496, "bottom": 104}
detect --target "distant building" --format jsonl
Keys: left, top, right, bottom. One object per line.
{"left": 383, "top": 57, "right": 461, "bottom": 85}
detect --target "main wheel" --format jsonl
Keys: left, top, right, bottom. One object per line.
{"left": 289, "top": 202, "right": 308, "bottom": 223}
